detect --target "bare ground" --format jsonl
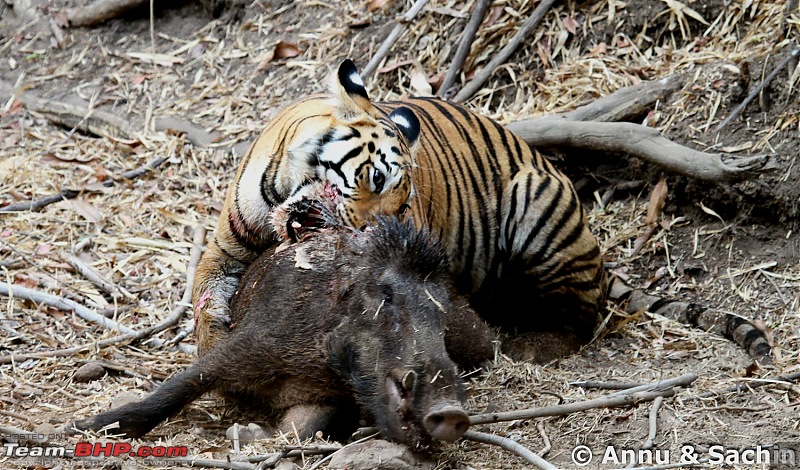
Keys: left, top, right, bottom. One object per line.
{"left": 1, "top": 0, "right": 799, "bottom": 469}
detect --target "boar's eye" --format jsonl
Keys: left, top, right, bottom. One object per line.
{"left": 383, "top": 289, "right": 393, "bottom": 303}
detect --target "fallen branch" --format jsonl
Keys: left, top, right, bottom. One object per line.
{"left": 560, "top": 74, "right": 684, "bottom": 123}
{"left": 606, "top": 373, "right": 697, "bottom": 398}
{"left": 0, "top": 80, "right": 134, "bottom": 140}
{"left": 536, "top": 420, "right": 551, "bottom": 456}
{"left": 506, "top": 117, "right": 778, "bottom": 182}
{"left": 697, "top": 370, "right": 800, "bottom": 398}
{"left": 165, "top": 457, "right": 255, "bottom": 470}
{"left": 65, "top": 254, "right": 136, "bottom": 300}
{"left": 642, "top": 396, "right": 664, "bottom": 450}
{"left": 437, "top": 0, "right": 491, "bottom": 98}
{"left": 0, "top": 190, "right": 79, "bottom": 213}
{"left": 141, "top": 225, "right": 205, "bottom": 348}
{"left": 453, "top": 0, "right": 556, "bottom": 102}
{"left": 0, "top": 226, "right": 204, "bottom": 363}
{"left": 0, "top": 282, "right": 137, "bottom": 336}
{"left": 63, "top": 0, "right": 148, "bottom": 28}
{"left": 362, "top": 0, "right": 430, "bottom": 79}
{"left": 569, "top": 380, "right": 643, "bottom": 390}
{"left": 0, "top": 156, "right": 168, "bottom": 213}
{"left": 715, "top": 46, "right": 800, "bottom": 134}
{"left": 464, "top": 430, "right": 557, "bottom": 469}
{"left": 469, "top": 389, "right": 675, "bottom": 425}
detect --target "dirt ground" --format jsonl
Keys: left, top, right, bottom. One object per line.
{"left": 1, "top": 0, "right": 799, "bottom": 469}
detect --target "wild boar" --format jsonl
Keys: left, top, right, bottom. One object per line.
{"left": 71, "top": 217, "right": 495, "bottom": 448}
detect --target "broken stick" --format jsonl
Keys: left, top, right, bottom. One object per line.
{"left": 464, "top": 430, "right": 557, "bottom": 470}
{"left": 469, "top": 389, "right": 675, "bottom": 425}
{"left": 453, "top": 0, "right": 556, "bottom": 102}
{"left": 362, "top": 0, "right": 430, "bottom": 79}
{"left": 438, "top": 0, "right": 491, "bottom": 98}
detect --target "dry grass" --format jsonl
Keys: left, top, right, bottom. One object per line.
{"left": 1, "top": 0, "right": 798, "bottom": 468}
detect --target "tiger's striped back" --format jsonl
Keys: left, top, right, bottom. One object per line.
{"left": 378, "top": 98, "right": 606, "bottom": 340}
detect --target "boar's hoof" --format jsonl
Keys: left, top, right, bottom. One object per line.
{"left": 423, "top": 405, "right": 469, "bottom": 442}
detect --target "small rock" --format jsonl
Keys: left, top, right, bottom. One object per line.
{"left": 225, "top": 422, "right": 272, "bottom": 443}
{"left": 74, "top": 362, "right": 106, "bottom": 383}
{"left": 111, "top": 391, "right": 141, "bottom": 409}
{"left": 328, "top": 439, "right": 433, "bottom": 470}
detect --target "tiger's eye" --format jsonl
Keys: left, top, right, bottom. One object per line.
{"left": 373, "top": 168, "right": 385, "bottom": 193}
{"left": 398, "top": 203, "right": 410, "bottom": 215}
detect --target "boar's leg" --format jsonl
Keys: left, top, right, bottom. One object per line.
{"left": 277, "top": 403, "right": 360, "bottom": 441}
{"left": 69, "top": 363, "right": 217, "bottom": 438}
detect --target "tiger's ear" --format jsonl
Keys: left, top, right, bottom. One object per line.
{"left": 388, "top": 107, "right": 420, "bottom": 146}
{"left": 331, "top": 59, "right": 378, "bottom": 120}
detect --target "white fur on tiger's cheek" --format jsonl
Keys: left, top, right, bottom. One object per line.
{"left": 349, "top": 71, "right": 364, "bottom": 88}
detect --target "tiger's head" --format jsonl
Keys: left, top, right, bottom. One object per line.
{"left": 278, "top": 59, "right": 420, "bottom": 230}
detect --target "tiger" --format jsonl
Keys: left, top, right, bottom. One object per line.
{"left": 192, "top": 59, "right": 771, "bottom": 364}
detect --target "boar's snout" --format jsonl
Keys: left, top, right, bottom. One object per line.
{"left": 423, "top": 402, "right": 470, "bottom": 442}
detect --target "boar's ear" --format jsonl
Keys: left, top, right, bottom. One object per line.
{"left": 330, "top": 59, "right": 379, "bottom": 122}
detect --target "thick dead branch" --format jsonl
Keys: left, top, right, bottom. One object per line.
{"left": 438, "top": 0, "right": 491, "bottom": 98}
{"left": 63, "top": 0, "right": 148, "bottom": 28}
{"left": 362, "top": 0, "right": 430, "bottom": 79}
{"left": 465, "top": 430, "right": 557, "bottom": 469}
{"left": 453, "top": 0, "right": 556, "bottom": 102}
{"left": 469, "top": 389, "right": 675, "bottom": 425}
{"left": 569, "top": 380, "right": 642, "bottom": 390}
{"left": 0, "top": 81, "right": 134, "bottom": 140}
{"left": 560, "top": 74, "right": 684, "bottom": 122}
{"left": 506, "top": 117, "right": 778, "bottom": 182}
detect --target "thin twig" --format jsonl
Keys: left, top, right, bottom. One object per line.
{"left": 0, "top": 282, "right": 137, "bottom": 335}
{"left": 167, "top": 457, "right": 256, "bottom": 470}
{"left": 469, "top": 389, "right": 676, "bottom": 425}
{"left": 536, "top": 420, "right": 551, "bottom": 457}
{"left": 453, "top": 0, "right": 556, "bottom": 102}
{"left": 0, "top": 156, "right": 168, "bottom": 213}
{"left": 438, "top": 0, "right": 490, "bottom": 98}
{"left": 65, "top": 254, "right": 136, "bottom": 300}
{"left": 362, "top": 0, "right": 430, "bottom": 79}
{"left": 569, "top": 380, "right": 643, "bottom": 390}
{"left": 697, "top": 371, "right": 800, "bottom": 398}
{"left": 606, "top": 373, "right": 697, "bottom": 398}
{"left": 464, "top": 430, "right": 558, "bottom": 470}
{"left": 0, "top": 226, "right": 204, "bottom": 364}
{"left": 0, "top": 190, "right": 79, "bottom": 213}
{"left": 715, "top": 46, "right": 800, "bottom": 134}
{"left": 642, "top": 396, "right": 663, "bottom": 450}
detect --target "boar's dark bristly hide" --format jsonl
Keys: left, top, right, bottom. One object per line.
{"left": 70, "top": 217, "right": 495, "bottom": 448}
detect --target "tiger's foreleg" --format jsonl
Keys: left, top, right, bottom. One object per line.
{"left": 192, "top": 238, "right": 248, "bottom": 356}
